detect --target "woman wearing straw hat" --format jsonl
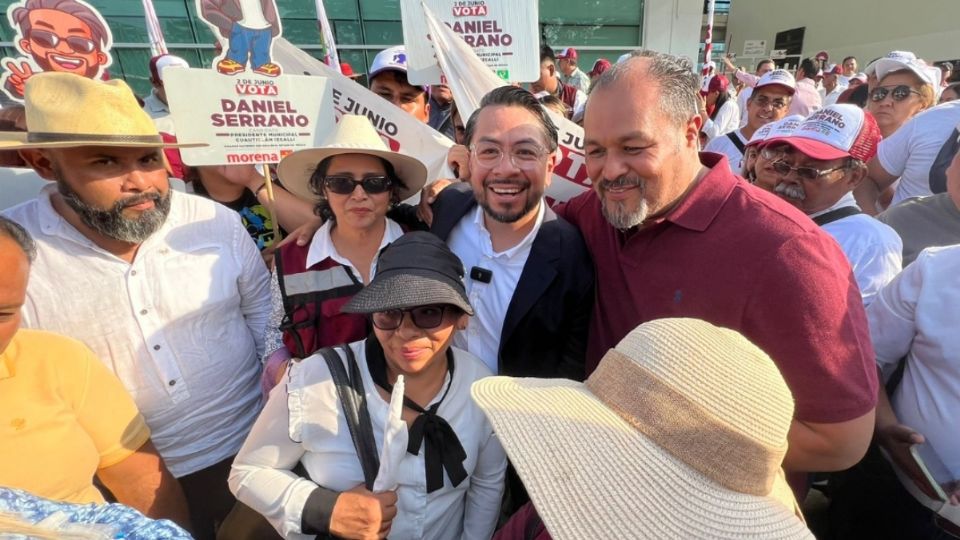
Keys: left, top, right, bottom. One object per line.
{"left": 476, "top": 318, "right": 814, "bottom": 540}
{"left": 260, "top": 114, "right": 428, "bottom": 394}
{"left": 230, "top": 232, "right": 507, "bottom": 539}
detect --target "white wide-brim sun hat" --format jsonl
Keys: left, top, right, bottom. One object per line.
{"left": 472, "top": 318, "right": 814, "bottom": 540}
{"left": 277, "top": 114, "right": 427, "bottom": 202}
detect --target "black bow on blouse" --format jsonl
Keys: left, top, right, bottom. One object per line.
{"left": 365, "top": 336, "right": 468, "bottom": 493}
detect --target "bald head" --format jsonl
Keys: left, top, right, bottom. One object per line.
{"left": 588, "top": 51, "right": 699, "bottom": 129}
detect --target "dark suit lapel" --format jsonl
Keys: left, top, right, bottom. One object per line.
{"left": 430, "top": 183, "right": 478, "bottom": 241}
{"left": 500, "top": 207, "right": 561, "bottom": 351}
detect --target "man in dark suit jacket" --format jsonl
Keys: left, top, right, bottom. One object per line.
{"left": 430, "top": 181, "right": 593, "bottom": 380}
{"left": 423, "top": 85, "right": 593, "bottom": 383}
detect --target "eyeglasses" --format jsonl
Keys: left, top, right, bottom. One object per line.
{"left": 771, "top": 160, "right": 848, "bottom": 181}
{"left": 470, "top": 142, "right": 550, "bottom": 171}
{"left": 751, "top": 95, "right": 789, "bottom": 110}
{"left": 28, "top": 29, "right": 96, "bottom": 54}
{"left": 372, "top": 305, "right": 450, "bottom": 330}
{"left": 323, "top": 175, "right": 393, "bottom": 195}
{"left": 870, "top": 85, "right": 922, "bottom": 103}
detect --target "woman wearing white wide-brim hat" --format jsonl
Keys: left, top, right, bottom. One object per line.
{"left": 259, "top": 115, "right": 429, "bottom": 396}
{"left": 478, "top": 318, "right": 815, "bottom": 540}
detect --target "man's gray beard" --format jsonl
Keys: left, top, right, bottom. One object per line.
{"left": 599, "top": 177, "right": 648, "bottom": 230}
{"left": 774, "top": 181, "right": 806, "bottom": 202}
{"left": 57, "top": 181, "right": 171, "bottom": 243}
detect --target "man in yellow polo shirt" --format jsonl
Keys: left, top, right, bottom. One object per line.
{"left": 0, "top": 216, "right": 189, "bottom": 528}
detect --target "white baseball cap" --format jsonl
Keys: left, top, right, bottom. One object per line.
{"left": 754, "top": 69, "right": 796, "bottom": 95}
{"left": 865, "top": 51, "right": 915, "bottom": 75}
{"left": 755, "top": 115, "right": 805, "bottom": 148}
{"left": 150, "top": 54, "right": 189, "bottom": 83}
{"left": 873, "top": 53, "right": 937, "bottom": 86}
{"left": 368, "top": 45, "right": 428, "bottom": 91}
{"left": 764, "top": 105, "right": 881, "bottom": 162}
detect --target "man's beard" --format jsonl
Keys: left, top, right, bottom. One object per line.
{"left": 33, "top": 53, "right": 99, "bottom": 78}
{"left": 57, "top": 180, "right": 171, "bottom": 243}
{"left": 478, "top": 178, "right": 541, "bottom": 224}
{"left": 598, "top": 175, "right": 649, "bottom": 230}
{"left": 774, "top": 181, "right": 806, "bottom": 202}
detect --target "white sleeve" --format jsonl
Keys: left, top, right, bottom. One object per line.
{"left": 229, "top": 376, "right": 319, "bottom": 537}
{"left": 847, "top": 232, "right": 904, "bottom": 307}
{"left": 877, "top": 114, "right": 918, "bottom": 178}
{"left": 702, "top": 100, "right": 739, "bottom": 140}
{"left": 234, "top": 214, "right": 273, "bottom": 357}
{"left": 866, "top": 250, "right": 924, "bottom": 380}
{"left": 461, "top": 429, "right": 507, "bottom": 540}
{"left": 571, "top": 90, "right": 588, "bottom": 123}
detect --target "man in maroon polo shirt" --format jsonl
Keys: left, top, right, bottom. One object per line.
{"left": 558, "top": 49, "right": 878, "bottom": 493}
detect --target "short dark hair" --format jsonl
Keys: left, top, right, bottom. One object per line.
{"left": 0, "top": 216, "right": 35, "bottom": 263}
{"left": 369, "top": 70, "right": 427, "bottom": 105}
{"left": 539, "top": 45, "right": 556, "bottom": 65}
{"left": 798, "top": 58, "right": 819, "bottom": 79}
{"left": 842, "top": 56, "right": 857, "bottom": 64}
{"left": 757, "top": 59, "right": 775, "bottom": 71}
{"left": 307, "top": 155, "right": 406, "bottom": 221}
{"left": 463, "top": 86, "right": 559, "bottom": 152}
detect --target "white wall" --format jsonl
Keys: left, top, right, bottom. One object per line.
{"left": 643, "top": 0, "right": 705, "bottom": 64}
{"left": 726, "top": 0, "right": 960, "bottom": 70}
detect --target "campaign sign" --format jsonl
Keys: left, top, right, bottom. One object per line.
{"left": 401, "top": 0, "right": 539, "bottom": 85}
{"left": 273, "top": 38, "right": 456, "bottom": 184}
{"left": 164, "top": 68, "right": 333, "bottom": 166}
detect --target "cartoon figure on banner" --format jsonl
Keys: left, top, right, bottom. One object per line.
{"left": 1, "top": 0, "right": 112, "bottom": 101}
{"left": 198, "top": 0, "right": 283, "bottom": 77}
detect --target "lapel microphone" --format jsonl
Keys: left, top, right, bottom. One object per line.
{"left": 470, "top": 266, "right": 493, "bottom": 283}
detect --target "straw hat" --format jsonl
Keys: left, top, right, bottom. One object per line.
{"left": 276, "top": 114, "right": 427, "bottom": 202}
{"left": 472, "top": 318, "right": 813, "bottom": 540}
{"left": 0, "top": 72, "right": 204, "bottom": 149}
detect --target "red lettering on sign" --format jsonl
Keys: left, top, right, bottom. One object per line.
{"left": 554, "top": 146, "right": 591, "bottom": 187}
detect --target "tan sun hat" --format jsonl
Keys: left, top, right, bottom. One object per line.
{"left": 472, "top": 318, "right": 813, "bottom": 540}
{"left": 277, "top": 114, "right": 427, "bottom": 202}
{"left": 0, "top": 72, "right": 205, "bottom": 149}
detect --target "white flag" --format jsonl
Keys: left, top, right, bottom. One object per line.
{"left": 142, "top": 0, "right": 167, "bottom": 57}
{"left": 314, "top": 0, "right": 342, "bottom": 72}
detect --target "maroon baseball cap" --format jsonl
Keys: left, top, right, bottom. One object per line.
{"left": 557, "top": 48, "right": 578, "bottom": 61}
{"left": 589, "top": 58, "right": 611, "bottom": 77}
{"left": 707, "top": 74, "right": 729, "bottom": 93}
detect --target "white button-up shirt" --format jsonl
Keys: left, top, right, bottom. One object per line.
{"left": 4, "top": 186, "right": 271, "bottom": 476}
{"left": 813, "top": 192, "right": 903, "bottom": 306}
{"left": 868, "top": 245, "right": 960, "bottom": 484}
{"left": 447, "top": 204, "right": 545, "bottom": 374}
{"left": 229, "top": 340, "right": 506, "bottom": 539}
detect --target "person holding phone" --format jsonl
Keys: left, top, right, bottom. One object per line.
{"left": 830, "top": 149, "right": 960, "bottom": 540}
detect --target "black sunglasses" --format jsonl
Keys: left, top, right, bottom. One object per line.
{"left": 29, "top": 29, "right": 96, "bottom": 54}
{"left": 372, "top": 305, "right": 450, "bottom": 330}
{"left": 323, "top": 175, "right": 392, "bottom": 195}
{"left": 870, "top": 85, "right": 922, "bottom": 103}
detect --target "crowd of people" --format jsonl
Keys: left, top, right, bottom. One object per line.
{"left": 0, "top": 26, "right": 958, "bottom": 540}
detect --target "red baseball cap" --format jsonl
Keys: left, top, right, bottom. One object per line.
{"left": 763, "top": 104, "right": 881, "bottom": 162}
{"left": 339, "top": 62, "right": 364, "bottom": 79}
{"left": 557, "top": 48, "right": 578, "bottom": 61}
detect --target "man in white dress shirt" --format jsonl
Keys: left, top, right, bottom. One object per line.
{"left": 0, "top": 73, "right": 271, "bottom": 539}
{"left": 766, "top": 104, "right": 902, "bottom": 306}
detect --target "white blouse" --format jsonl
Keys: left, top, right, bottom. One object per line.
{"left": 229, "top": 340, "right": 506, "bottom": 539}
